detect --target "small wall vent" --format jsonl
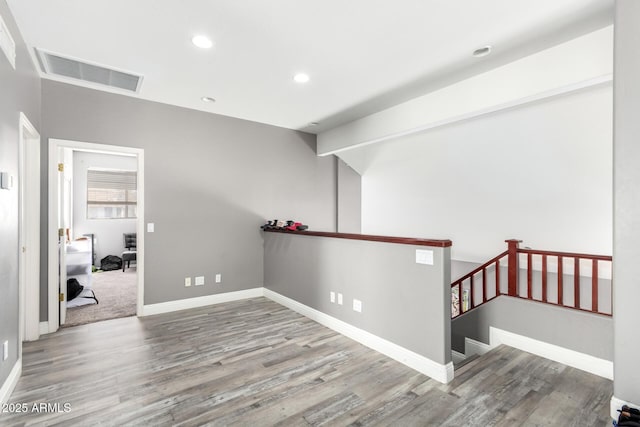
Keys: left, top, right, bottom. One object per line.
{"left": 35, "top": 48, "right": 143, "bottom": 93}
{"left": 0, "top": 13, "right": 16, "bottom": 69}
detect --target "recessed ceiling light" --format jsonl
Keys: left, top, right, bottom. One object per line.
{"left": 201, "top": 96, "right": 216, "bottom": 103}
{"left": 293, "top": 73, "right": 310, "bottom": 83}
{"left": 192, "top": 35, "right": 213, "bottom": 49}
{"left": 473, "top": 45, "right": 492, "bottom": 58}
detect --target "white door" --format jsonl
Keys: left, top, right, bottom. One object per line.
{"left": 57, "top": 148, "right": 70, "bottom": 325}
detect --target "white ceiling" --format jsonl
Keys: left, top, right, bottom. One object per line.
{"left": 7, "top": 0, "right": 613, "bottom": 133}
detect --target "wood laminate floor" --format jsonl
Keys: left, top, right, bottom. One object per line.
{"left": 3, "top": 297, "right": 612, "bottom": 426}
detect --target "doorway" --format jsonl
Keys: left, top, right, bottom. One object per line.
{"left": 18, "top": 112, "right": 41, "bottom": 345}
{"left": 47, "top": 139, "right": 144, "bottom": 332}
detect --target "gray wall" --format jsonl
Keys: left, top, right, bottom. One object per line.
{"left": 0, "top": 0, "right": 41, "bottom": 391}
{"left": 451, "top": 296, "right": 613, "bottom": 361}
{"left": 337, "top": 158, "right": 361, "bottom": 233}
{"left": 613, "top": 0, "right": 640, "bottom": 406}
{"left": 72, "top": 151, "right": 137, "bottom": 264}
{"left": 40, "top": 80, "right": 338, "bottom": 313}
{"left": 264, "top": 232, "right": 451, "bottom": 365}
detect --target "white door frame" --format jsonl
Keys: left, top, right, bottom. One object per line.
{"left": 18, "top": 112, "right": 41, "bottom": 345}
{"left": 47, "top": 138, "right": 145, "bottom": 333}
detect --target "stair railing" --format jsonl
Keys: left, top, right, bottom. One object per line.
{"left": 451, "top": 239, "right": 612, "bottom": 319}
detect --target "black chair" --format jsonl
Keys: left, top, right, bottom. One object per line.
{"left": 122, "top": 233, "right": 137, "bottom": 272}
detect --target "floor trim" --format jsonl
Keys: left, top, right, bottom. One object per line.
{"left": 465, "top": 337, "right": 492, "bottom": 357}
{"left": 38, "top": 321, "right": 49, "bottom": 336}
{"left": 141, "top": 288, "right": 264, "bottom": 316}
{"left": 0, "top": 359, "right": 21, "bottom": 405}
{"left": 489, "top": 326, "right": 613, "bottom": 379}
{"left": 264, "top": 288, "right": 454, "bottom": 384}
{"left": 611, "top": 395, "right": 640, "bottom": 421}
{"left": 451, "top": 350, "right": 466, "bottom": 365}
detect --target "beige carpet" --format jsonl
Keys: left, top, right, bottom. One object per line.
{"left": 64, "top": 268, "right": 137, "bottom": 327}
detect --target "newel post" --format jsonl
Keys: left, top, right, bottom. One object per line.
{"left": 505, "top": 239, "right": 522, "bottom": 296}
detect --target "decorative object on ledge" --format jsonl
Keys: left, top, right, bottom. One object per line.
{"left": 263, "top": 228, "right": 452, "bottom": 248}
{"left": 260, "top": 219, "right": 308, "bottom": 231}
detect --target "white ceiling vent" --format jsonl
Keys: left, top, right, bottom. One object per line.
{"left": 35, "top": 49, "right": 143, "bottom": 93}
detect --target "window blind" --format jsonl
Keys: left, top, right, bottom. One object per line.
{"left": 87, "top": 169, "right": 137, "bottom": 218}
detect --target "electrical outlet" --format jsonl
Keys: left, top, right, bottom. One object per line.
{"left": 2, "top": 340, "right": 8, "bottom": 361}
{"left": 185, "top": 277, "right": 191, "bottom": 287}
{"left": 330, "top": 291, "right": 336, "bottom": 303}
{"left": 353, "top": 299, "right": 362, "bottom": 313}
{"left": 337, "top": 293, "right": 343, "bottom": 305}
{"left": 215, "top": 274, "right": 221, "bottom": 283}
{"left": 195, "top": 276, "right": 205, "bottom": 286}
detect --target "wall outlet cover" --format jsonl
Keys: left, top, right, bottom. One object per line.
{"left": 2, "top": 340, "right": 7, "bottom": 360}
{"left": 147, "top": 223, "right": 155, "bottom": 233}
{"left": 215, "top": 274, "right": 221, "bottom": 283}
{"left": 185, "top": 277, "right": 191, "bottom": 287}
{"left": 330, "top": 291, "right": 336, "bottom": 303}
{"left": 195, "top": 276, "right": 205, "bottom": 286}
{"left": 337, "top": 293, "right": 343, "bottom": 305}
{"left": 415, "top": 249, "right": 434, "bottom": 265}
{"left": 353, "top": 299, "right": 362, "bottom": 313}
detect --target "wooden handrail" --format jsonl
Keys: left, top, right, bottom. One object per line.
{"left": 517, "top": 248, "right": 612, "bottom": 261}
{"left": 451, "top": 251, "right": 508, "bottom": 283}
{"left": 451, "top": 250, "right": 508, "bottom": 319}
{"left": 263, "top": 228, "right": 452, "bottom": 247}
{"left": 452, "top": 239, "right": 613, "bottom": 319}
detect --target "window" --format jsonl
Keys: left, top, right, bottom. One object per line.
{"left": 87, "top": 169, "right": 137, "bottom": 219}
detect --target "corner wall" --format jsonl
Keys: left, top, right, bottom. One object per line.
{"left": 613, "top": 0, "right": 640, "bottom": 410}
{"left": 264, "top": 231, "right": 452, "bottom": 380}
{"left": 0, "top": 0, "right": 41, "bottom": 399}
{"left": 359, "top": 84, "right": 612, "bottom": 262}
{"left": 40, "top": 81, "right": 337, "bottom": 316}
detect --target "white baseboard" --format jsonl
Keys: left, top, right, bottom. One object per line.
{"left": 489, "top": 327, "right": 613, "bottom": 380}
{"left": 465, "top": 337, "right": 493, "bottom": 357}
{"left": 451, "top": 350, "right": 466, "bottom": 365}
{"left": 611, "top": 395, "right": 640, "bottom": 421}
{"left": 0, "top": 359, "right": 21, "bottom": 405}
{"left": 263, "top": 288, "right": 454, "bottom": 384}
{"left": 39, "top": 321, "right": 49, "bottom": 336}
{"left": 141, "top": 288, "right": 264, "bottom": 316}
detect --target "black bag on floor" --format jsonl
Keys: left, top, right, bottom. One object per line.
{"left": 67, "top": 278, "right": 84, "bottom": 301}
{"left": 618, "top": 405, "right": 640, "bottom": 427}
{"left": 100, "top": 255, "right": 122, "bottom": 271}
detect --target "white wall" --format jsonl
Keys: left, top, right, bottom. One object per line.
{"left": 612, "top": 0, "right": 640, "bottom": 410}
{"left": 360, "top": 84, "right": 612, "bottom": 262}
{"left": 72, "top": 151, "right": 137, "bottom": 266}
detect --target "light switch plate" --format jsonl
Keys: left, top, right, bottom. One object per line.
{"left": 215, "top": 274, "right": 221, "bottom": 283}
{"left": 337, "top": 293, "right": 343, "bottom": 305}
{"left": 415, "top": 249, "right": 434, "bottom": 265}
{"left": 0, "top": 172, "right": 11, "bottom": 190}
{"left": 147, "top": 223, "right": 155, "bottom": 233}
{"left": 353, "top": 299, "right": 362, "bottom": 313}
{"left": 195, "top": 276, "right": 205, "bottom": 286}
{"left": 185, "top": 277, "right": 191, "bottom": 287}
{"left": 330, "top": 291, "right": 336, "bottom": 303}
{"left": 2, "top": 340, "right": 7, "bottom": 360}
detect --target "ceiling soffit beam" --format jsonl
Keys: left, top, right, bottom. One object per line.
{"left": 318, "top": 26, "right": 613, "bottom": 160}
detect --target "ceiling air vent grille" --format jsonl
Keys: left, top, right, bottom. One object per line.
{"left": 36, "top": 49, "right": 143, "bottom": 93}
